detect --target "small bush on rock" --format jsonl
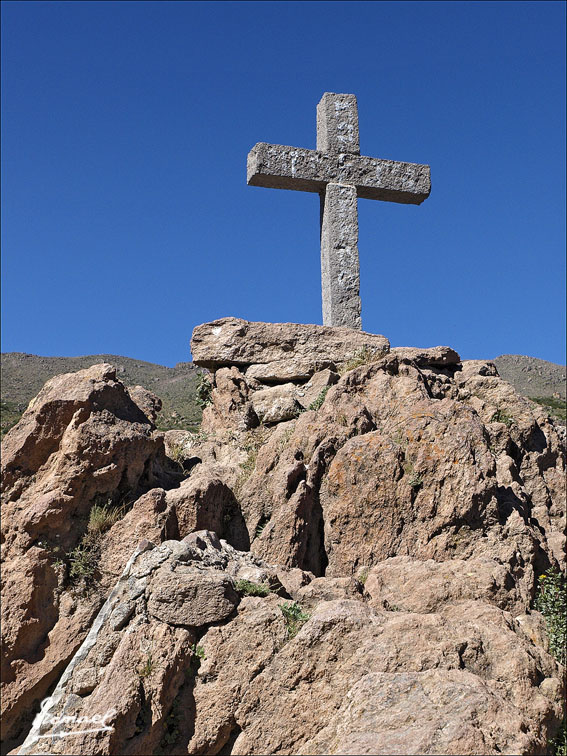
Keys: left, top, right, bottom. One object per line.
{"left": 195, "top": 372, "right": 213, "bottom": 408}
{"left": 235, "top": 579, "right": 270, "bottom": 597}
{"left": 535, "top": 568, "right": 566, "bottom": 666}
{"left": 280, "top": 601, "right": 310, "bottom": 638}
{"left": 308, "top": 386, "right": 330, "bottom": 411}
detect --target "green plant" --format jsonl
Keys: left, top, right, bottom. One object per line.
{"left": 491, "top": 408, "right": 514, "bottom": 427}
{"left": 308, "top": 386, "right": 330, "bottom": 411}
{"left": 195, "top": 372, "right": 213, "bottom": 409}
{"left": 530, "top": 396, "right": 567, "bottom": 424}
{"left": 137, "top": 652, "right": 155, "bottom": 678}
{"left": 88, "top": 501, "right": 124, "bottom": 535}
{"left": 279, "top": 601, "right": 310, "bottom": 638}
{"left": 159, "top": 696, "right": 181, "bottom": 748}
{"left": 403, "top": 460, "right": 423, "bottom": 490}
{"left": 254, "top": 517, "right": 268, "bottom": 539}
{"left": 235, "top": 579, "right": 270, "bottom": 597}
{"left": 187, "top": 643, "right": 206, "bottom": 677}
{"left": 339, "top": 346, "right": 382, "bottom": 374}
{"left": 68, "top": 542, "right": 99, "bottom": 581}
{"left": 357, "top": 567, "right": 369, "bottom": 585}
{"left": 534, "top": 568, "right": 566, "bottom": 666}
{"left": 549, "top": 722, "right": 567, "bottom": 756}
{"left": 234, "top": 448, "right": 258, "bottom": 495}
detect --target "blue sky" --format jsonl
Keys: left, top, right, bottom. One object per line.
{"left": 2, "top": 1, "right": 565, "bottom": 366}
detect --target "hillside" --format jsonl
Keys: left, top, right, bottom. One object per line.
{"left": 0, "top": 352, "right": 204, "bottom": 437}
{"left": 494, "top": 354, "right": 566, "bottom": 423}
{"left": 2, "top": 351, "right": 565, "bottom": 439}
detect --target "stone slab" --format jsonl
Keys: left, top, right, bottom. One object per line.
{"left": 191, "top": 317, "right": 390, "bottom": 370}
{"left": 247, "top": 142, "right": 430, "bottom": 204}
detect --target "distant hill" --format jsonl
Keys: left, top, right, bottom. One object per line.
{"left": 1, "top": 351, "right": 565, "bottom": 438}
{"left": 493, "top": 355, "right": 565, "bottom": 398}
{"left": 1, "top": 353, "right": 205, "bottom": 437}
{"left": 493, "top": 355, "right": 565, "bottom": 423}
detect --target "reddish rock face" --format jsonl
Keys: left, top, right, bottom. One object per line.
{"left": 0, "top": 364, "right": 176, "bottom": 744}
{"left": 2, "top": 326, "right": 565, "bottom": 755}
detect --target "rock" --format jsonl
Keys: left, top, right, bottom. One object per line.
{"left": 147, "top": 565, "right": 238, "bottom": 627}
{"left": 0, "top": 364, "right": 175, "bottom": 744}
{"left": 191, "top": 317, "right": 389, "bottom": 371}
{"left": 362, "top": 556, "right": 527, "bottom": 615}
{"left": 246, "top": 360, "right": 313, "bottom": 382}
{"left": 390, "top": 345, "right": 461, "bottom": 366}
{"left": 249, "top": 384, "right": 302, "bottom": 424}
{"left": 165, "top": 466, "right": 250, "bottom": 551}
{"left": 126, "top": 385, "right": 162, "bottom": 424}
{"left": 295, "top": 368, "right": 339, "bottom": 410}
{"left": 3, "top": 328, "right": 566, "bottom": 755}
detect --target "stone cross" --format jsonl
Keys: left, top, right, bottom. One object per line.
{"left": 247, "top": 92, "right": 431, "bottom": 329}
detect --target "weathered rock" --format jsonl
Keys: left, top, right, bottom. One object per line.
{"left": 165, "top": 466, "right": 250, "bottom": 550}
{"left": 191, "top": 317, "right": 389, "bottom": 371}
{"left": 147, "top": 564, "right": 238, "bottom": 627}
{"left": 295, "top": 368, "right": 339, "bottom": 409}
{"left": 3, "top": 330, "right": 566, "bottom": 756}
{"left": 125, "top": 385, "right": 162, "bottom": 423}
{"left": 235, "top": 353, "right": 565, "bottom": 591}
{"left": 0, "top": 364, "right": 175, "bottom": 744}
{"left": 390, "top": 345, "right": 461, "bottom": 366}
{"left": 249, "top": 383, "right": 302, "bottom": 424}
{"left": 245, "top": 360, "right": 313, "bottom": 382}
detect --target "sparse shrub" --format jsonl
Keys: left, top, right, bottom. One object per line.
{"left": 254, "top": 518, "right": 268, "bottom": 539}
{"left": 137, "top": 652, "right": 154, "bottom": 678}
{"left": 308, "top": 386, "right": 330, "bottom": 411}
{"left": 68, "top": 540, "right": 99, "bottom": 582}
{"left": 340, "top": 347, "right": 382, "bottom": 374}
{"left": 530, "top": 396, "right": 566, "bottom": 424}
{"left": 195, "top": 372, "right": 213, "bottom": 408}
{"left": 534, "top": 568, "right": 566, "bottom": 666}
{"left": 550, "top": 722, "right": 567, "bottom": 756}
{"left": 187, "top": 643, "right": 206, "bottom": 677}
{"left": 357, "top": 567, "right": 369, "bottom": 585}
{"left": 235, "top": 579, "right": 270, "bottom": 597}
{"left": 234, "top": 448, "right": 258, "bottom": 495}
{"left": 336, "top": 413, "right": 348, "bottom": 427}
{"left": 492, "top": 408, "right": 514, "bottom": 427}
{"left": 403, "top": 460, "right": 423, "bottom": 490}
{"left": 279, "top": 601, "right": 310, "bottom": 638}
{"left": 88, "top": 502, "right": 123, "bottom": 535}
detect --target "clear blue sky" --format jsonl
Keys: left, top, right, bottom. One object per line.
{"left": 2, "top": 1, "right": 565, "bottom": 366}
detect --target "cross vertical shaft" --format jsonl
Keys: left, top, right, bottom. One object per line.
{"left": 317, "top": 93, "right": 362, "bottom": 329}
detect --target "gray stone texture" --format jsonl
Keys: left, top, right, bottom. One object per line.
{"left": 321, "top": 183, "right": 361, "bottom": 329}
{"left": 317, "top": 92, "right": 360, "bottom": 155}
{"left": 247, "top": 92, "right": 431, "bottom": 330}
{"left": 247, "top": 142, "right": 430, "bottom": 204}
{"left": 190, "top": 317, "right": 390, "bottom": 370}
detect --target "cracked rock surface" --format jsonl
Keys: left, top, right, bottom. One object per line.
{"left": 1, "top": 321, "right": 565, "bottom": 755}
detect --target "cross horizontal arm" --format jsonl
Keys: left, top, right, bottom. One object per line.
{"left": 247, "top": 142, "right": 431, "bottom": 204}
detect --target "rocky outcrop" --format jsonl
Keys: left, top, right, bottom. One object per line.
{"left": 0, "top": 365, "right": 177, "bottom": 744}
{"left": 2, "top": 321, "right": 565, "bottom": 755}
{"left": 16, "top": 534, "right": 565, "bottom": 756}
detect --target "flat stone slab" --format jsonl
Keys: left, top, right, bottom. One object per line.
{"left": 191, "top": 317, "right": 390, "bottom": 371}
{"left": 247, "top": 143, "right": 431, "bottom": 204}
